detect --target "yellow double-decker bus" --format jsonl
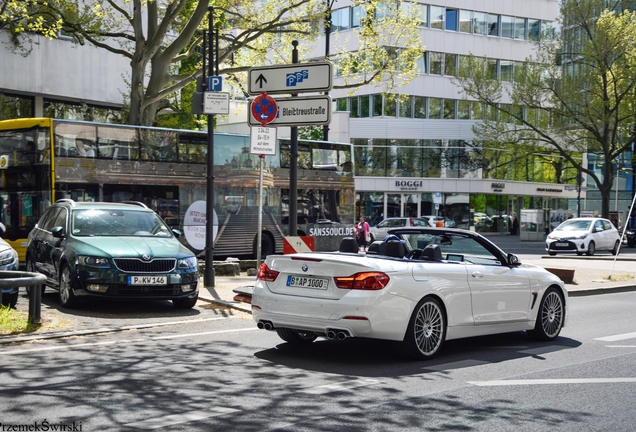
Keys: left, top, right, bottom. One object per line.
{"left": 0, "top": 118, "right": 355, "bottom": 263}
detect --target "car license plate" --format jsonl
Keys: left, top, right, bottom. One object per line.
{"left": 286, "top": 275, "right": 328, "bottom": 290}
{"left": 556, "top": 242, "right": 569, "bottom": 247}
{"left": 128, "top": 275, "right": 167, "bottom": 285}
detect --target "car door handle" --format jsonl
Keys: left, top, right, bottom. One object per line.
{"left": 471, "top": 272, "right": 484, "bottom": 278}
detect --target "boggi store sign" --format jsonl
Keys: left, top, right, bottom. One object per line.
{"left": 395, "top": 180, "right": 423, "bottom": 191}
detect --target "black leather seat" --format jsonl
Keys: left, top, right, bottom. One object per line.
{"left": 385, "top": 240, "right": 407, "bottom": 258}
{"left": 366, "top": 240, "right": 384, "bottom": 255}
{"left": 421, "top": 244, "right": 442, "bottom": 261}
{"left": 339, "top": 237, "right": 359, "bottom": 253}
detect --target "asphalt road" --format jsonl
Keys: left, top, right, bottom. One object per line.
{"left": 1, "top": 291, "right": 636, "bottom": 431}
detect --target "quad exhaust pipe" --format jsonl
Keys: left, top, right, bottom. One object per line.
{"left": 257, "top": 320, "right": 275, "bottom": 331}
{"left": 326, "top": 329, "right": 350, "bottom": 340}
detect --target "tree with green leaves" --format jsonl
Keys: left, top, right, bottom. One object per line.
{"left": 456, "top": 0, "right": 636, "bottom": 219}
{"left": 1, "top": 0, "right": 423, "bottom": 128}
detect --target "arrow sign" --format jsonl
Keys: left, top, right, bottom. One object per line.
{"left": 248, "top": 62, "right": 333, "bottom": 95}
{"left": 255, "top": 74, "right": 267, "bottom": 88}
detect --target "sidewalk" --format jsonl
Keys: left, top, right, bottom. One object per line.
{"left": 199, "top": 254, "right": 636, "bottom": 311}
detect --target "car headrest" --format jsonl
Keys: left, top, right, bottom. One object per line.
{"left": 385, "top": 240, "right": 407, "bottom": 258}
{"left": 421, "top": 244, "right": 442, "bottom": 261}
{"left": 339, "top": 237, "right": 359, "bottom": 253}
{"left": 366, "top": 240, "right": 384, "bottom": 255}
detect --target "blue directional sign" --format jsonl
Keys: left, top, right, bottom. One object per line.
{"left": 209, "top": 76, "right": 223, "bottom": 92}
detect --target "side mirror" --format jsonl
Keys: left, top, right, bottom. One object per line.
{"left": 508, "top": 253, "right": 520, "bottom": 266}
{"left": 51, "top": 226, "right": 65, "bottom": 238}
{"left": 0, "top": 222, "right": 5, "bottom": 238}
{"left": 172, "top": 229, "right": 182, "bottom": 238}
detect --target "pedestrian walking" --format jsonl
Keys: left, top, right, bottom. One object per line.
{"left": 357, "top": 216, "right": 370, "bottom": 251}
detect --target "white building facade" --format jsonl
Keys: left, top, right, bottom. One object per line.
{"left": 318, "top": 0, "right": 581, "bottom": 233}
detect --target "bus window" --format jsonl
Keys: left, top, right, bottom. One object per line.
{"left": 140, "top": 129, "right": 177, "bottom": 162}
{"left": 97, "top": 125, "right": 138, "bottom": 160}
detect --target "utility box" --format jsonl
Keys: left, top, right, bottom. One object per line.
{"left": 520, "top": 209, "right": 546, "bottom": 241}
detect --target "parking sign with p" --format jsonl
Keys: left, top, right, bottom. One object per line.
{"left": 209, "top": 76, "right": 222, "bottom": 92}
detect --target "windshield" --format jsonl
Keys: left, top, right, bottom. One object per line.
{"left": 72, "top": 209, "right": 172, "bottom": 237}
{"left": 556, "top": 220, "right": 590, "bottom": 231}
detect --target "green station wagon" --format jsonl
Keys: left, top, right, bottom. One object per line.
{"left": 26, "top": 200, "right": 199, "bottom": 308}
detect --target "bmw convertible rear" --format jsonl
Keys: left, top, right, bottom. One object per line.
{"left": 251, "top": 253, "right": 415, "bottom": 341}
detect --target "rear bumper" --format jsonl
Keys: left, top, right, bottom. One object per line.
{"left": 251, "top": 282, "right": 413, "bottom": 341}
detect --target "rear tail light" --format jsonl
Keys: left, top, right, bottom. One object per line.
{"left": 334, "top": 272, "right": 390, "bottom": 290}
{"left": 257, "top": 263, "right": 279, "bottom": 282}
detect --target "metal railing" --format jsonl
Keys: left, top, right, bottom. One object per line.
{"left": 0, "top": 271, "right": 47, "bottom": 324}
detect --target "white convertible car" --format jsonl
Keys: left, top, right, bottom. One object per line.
{"left": 252, "top": 228, "right": 567, "bottom": 360}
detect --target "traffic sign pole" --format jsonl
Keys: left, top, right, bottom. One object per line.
{"left": 289, "top": 40, "right": 299, "bottom": 238}
{"left": 205, "top": 6, "right": 215, "bottom": 288}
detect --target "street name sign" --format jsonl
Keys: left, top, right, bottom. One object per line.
{"left": 203, "top": 92, "right": 229, "bottom": 114}
{"left": 248, "top": 95, "right": 332, "bottom": 127}
{"left": 248, "top": 62, "right": 333, "bottom": 95}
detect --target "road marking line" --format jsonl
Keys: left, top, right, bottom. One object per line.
{"left": 468, "top": 378, "right": 636, "bottom": 386}
{"left": 124, "top": 407, "right": 239, "bottom": 429}
{"left": 300, "top": 378, "right": 382, "bottom": 395}
{"left": 594, "top": 331, "right": 636, "bottom": 342}
{"left": 606, "top": 345, "right": 636, "bottom": 348}
{"left": 151, "top": 327, "right": 259, "bottom": 340}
